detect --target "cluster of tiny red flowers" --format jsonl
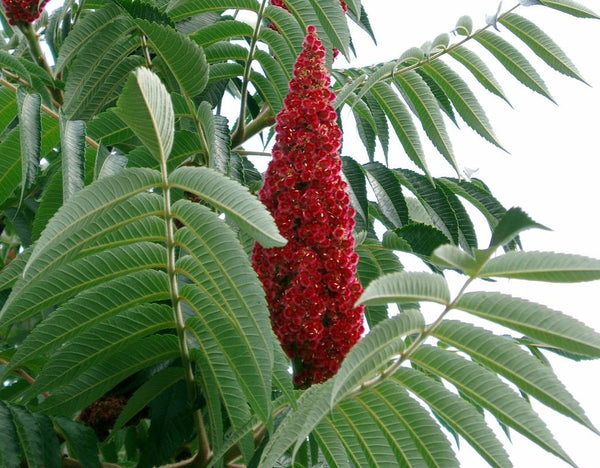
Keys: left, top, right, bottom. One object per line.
{"left": 2, "top": 0, "right": 48, "bottom": 25}
{"left": 269, "top": 0, "right": 347, "bottom": 59}
{"left": 252, "top": 25, "right": 364, "bottom": 389}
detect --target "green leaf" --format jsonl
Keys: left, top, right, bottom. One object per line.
{"left": 55, "top": 4, "right": 127, "bottom": 73}
{"left": 0, "top": 51, "right": 31, "bottom": 82}
{"left": 431, "top": 244, "right": 479, "bottom": 274}
{"left": 16, "top": 88, "right": 41, "bottom": 196}
{"left": 313, "top": 419, "right": 352, "bottom": 468}
{"left": 167, "top": 0, "right": 260, "bottom": 22}
{"left": 422, "top": 60, "right": 504, "bottom": 149}
{"left": 260, "top": 380, "right": 335, "bottom": 467}
{"left": 135, "top": 19, "right": 209, "bottom": 97}
{"left": 38, "top": 334, "right": 180, "bottom": 416}
{"left": 355, "top": 240, "right": 404, "bottom": 327}
{"left": 62, "top": 27, "right": 141, "bottom": 120}
{"left": 0, "top": 402, "right": 20, "bottom": 468}
{"left": 368, "top": 380, "right": 459, "bottom": 467}
{"left": 94, "top": 144, "right": 128, "bottom": 180}
{"left": 411, "top": 344, "right": 575, "bottom": 466}
{"left": 31, "top": 170, "right": 63, "bottom": 242}
{"left": 347, "top": 390, "right": 423, "bottom": 467}
{"left": 394, "top": 169, "right": 459, "bottom": 244}
{"left": 0, "top": 87, "right": 18, "bottom": 134}
{"left": 341, "top": 156, "right": 368, "bottom": 231}
{"left": 331, "top": 309, "right": 425, "bottom": 404}
{"left": 364, "top": 162, "right": 409, "bottom": 228}
{"left": 455, "top": 292, "right": 600, "bottom": 358}
{"left": 173, "top": 198, "right": 273, "bottom": 422}
{"left": 357, "top": 271, "right": 450, "bottom": 306}
{"left": 0, "top": 130, "right": 21, "bottom": 207}
{"left": 369, "top": 82, "right": 429, "bottom": 175}
{"left": 307, "top": 0, "right": 350, "bottom": 58}
{"left": 539, "top": 0, "right": 599, "bottom": 18}
{"left": 325, "top": 398, "right": 397, "bottom": 466}
{"left": 6, "top": 269, "right": 170, "bottom": 366}
{"left": 475, "top": 30, "right": 554, "bottom": 102}
{"left": 3, "top": 242, "right": 168, "bottom": 353}
{"left": 394, "top": 70, "right": 457, "bottom": 173}
{"left": 433, "top": 320, "right": 598, "bottom": 433}
{"left": 8, "top": 405, "right": 45, "bottom": 467}
{"left": 455, "top": 15, "right": 473, "bottom": 36}
{"left": 24, "top": 303, "right": 174, "bottom": 399}
{"left": 480, "top": 251, "right": 600, "bottom": 282}
{"left": 393, "top": 367, "right": 512, "bottom": 468}
{"left": 489, "top": 206, "right": 548, "bottom": 248}
{"left": 59, "top": 112, "right": 86, "bottom": 201}
{"left": 169, "top": 166, "right": 286, "bottom": 247}
{"left": 114, "top": 67, "right": 175, "bottom": 163}
{"left": 500, "top": 13, "right": 585, "bottom": 82}
{"left": 32, "top": 413, "right": 62, "bottom": 468}
{"left": 16, "top": 168, "right": 162, "bottom": 284}
{"left": 54, "top": 417, "right": 100, "bottom": 467}
{"left": 448, "top": 46, "right": 510, "bottom": 103}
{"left": 113, "top": 366, "right": 185, "bottom": 432}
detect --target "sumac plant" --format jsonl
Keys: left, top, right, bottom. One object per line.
{"left": 0, "top": 0, "right": 599, "bottom": 467}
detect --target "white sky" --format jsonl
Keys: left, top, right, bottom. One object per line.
{"left": 339, "top": 1, "right": 600, "bottom": 467}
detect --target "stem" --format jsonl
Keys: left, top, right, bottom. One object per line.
{"left": 340, "top": 3, "right": 521, "bottom": 89}
{"left": 17, "top": 22, "right": 63, "bottom": 107}
{"left": 159, "top": 156, "right": 210, "bottom": 465}
{"left": 0, "top": 357, "right": 51, "bottom": 397}
{"left": 232, "top": 103, "right": 275, "bottom": 149}
{"left": 230, "top": 0, "right": 269, "bottom": 146}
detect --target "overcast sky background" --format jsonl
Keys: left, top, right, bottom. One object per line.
{"left": 337, "top": 1, "right": 600, "bottom": 467}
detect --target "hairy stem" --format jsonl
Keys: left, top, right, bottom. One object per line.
{"left": 159, "top": 155, "right": 211, "bottom": 466}
{"left": 230, "top": 0, "right": 269, "bottom": 146}
{"left": 17, "top": 22, "right": 63, "bottom": 107}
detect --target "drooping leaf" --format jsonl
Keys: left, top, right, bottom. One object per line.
{"left": 474, "top": 30, "right": 554, "bottom": 102}
{"left": 422, "top": 59, "right": 504, "bottom": 149}
{"left": 113, "top": 366, "right": 185, "bottom": 432}
{"left": 411, "top": 345, "right": 575, "bottom": 466}
{"left": 16, "top": 88, "right": 41, "bottom": 197}
{"left": 394, "top": 70, "right": 457, "bottom": 172}
{"left": 433, "top": 320, "right": 597, "bottom": 433}
{"left": 364, "top": 162, "right": 409, "bottom": 228}
{"left": 369, "top": 82, "right": 429, "bottom": 175}
{"left": 489, "top": 206, "right": 547, "bottom": 248}
{"left": 393, "top": 367, "right": 512, "bottom": 468}
{"left": 500, "top": 13, "right": 585, "bottom": 81}
{"left": 37, "top": 334, "right": 180, "bottom": 416}
{"left": 59, "top": 112, "right": 86, "bottom": 201}
{"left": 448, "top": 46, "right": 510, "bottom": 103}
{"left": 54, "top": 417, "right": 100, "bottom": 468}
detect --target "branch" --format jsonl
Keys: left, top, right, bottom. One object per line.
{"left": 230, "top": 0, "right": 270, "bottom": 146}
{"left": 338, "top": 3, "right": 521, "bottom": 89}
{"left": 0, "top": 77, "right": 100, "bottom": 150}
{"left": 17, "top": 22, "right": 63, "bottom": 107}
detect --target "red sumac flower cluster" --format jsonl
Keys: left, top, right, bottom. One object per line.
{"left": 252, "top": 25, "right": 364, "bottom": 389}
{"left": 2, "top": 0, "right": 48, "bottom": 25}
